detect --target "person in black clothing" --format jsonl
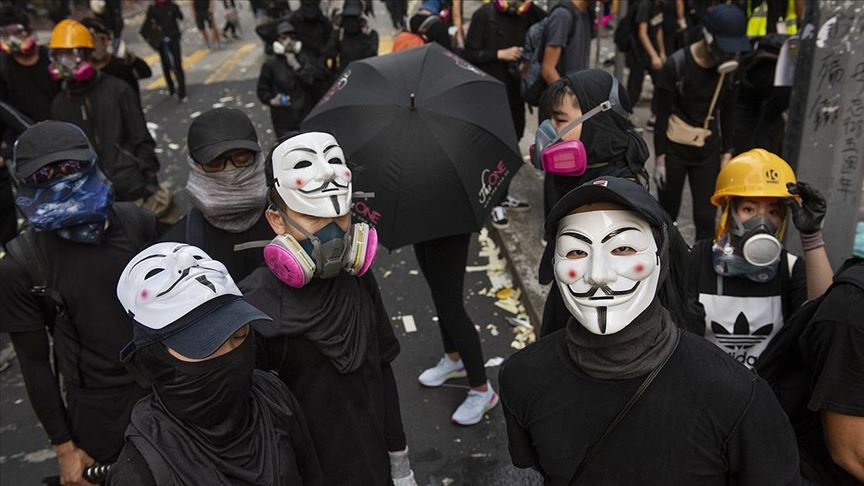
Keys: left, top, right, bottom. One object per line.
{"left": 500, "top": 176, "right": 799, "bottom": 485}
{"left": 90, "top": 0, "right": 124, "bottom": 51}
{"left": 81, "top": 17, "right": 152, "bottom": 103}
{"left": 626, "top": 0, "right": 665, "bottom": 118}
{"left": 289, "top": 0, "right": 337, "bottom": 103}
{"left": 193, "top": 0, "right": 222, "bottom": 49}
{"left": 385, "top": 0, "right": 408, "bottom": 29}
{"left": 241, "top": 132, "right": 417, "bottom": 486}
{"left": 0, "top": 121, "right": 155, "bottom": 486}
{"left": 162, "top": 108, "right": 271, "bottom": 282}
{"left": 0, "top": 9, "right": 59, "bottom": 123}
{"left": 653, "top": 4, "right": 749, "bottom": 241}
{"left": 108, "top": 242, "right": 323, "bottom": 486}
{"left": 257, "top": 20, "right": 323, "bottom": 139}
{"left": 776, "top": 258, "right": 864, "bottom": 484}
{"left": 335, "top": 0, "right": 378, "bottom": 73}
{"left": 463, "top": 0, "right": 543, "bottom": 228}
{"left": 49, "top": 19, "right": 161, "bottom": 203}
{"left": 222, "top": 0, "right": 242, "bottom": 40}
{"left": 143, "top": 0, "right": 186, "bottom": 101}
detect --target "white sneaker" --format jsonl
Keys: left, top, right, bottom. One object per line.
{"left": 491, "top": 206, "right": 509, "bottom": 228}
{"left": 451, "top": 382, "right": 499, "bottom": 426}
{"left": 500, "top": 196, "right": 531, "bottom": 212}
{"left": 418, "top": 355, "right": 467, "bottom": 387}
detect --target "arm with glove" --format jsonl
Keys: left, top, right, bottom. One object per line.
{"left": 786, "top": 181, "right": 833, "bottom": 300}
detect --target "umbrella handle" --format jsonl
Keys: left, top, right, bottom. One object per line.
{"left": 410, "top": 93, "right": 416, "bottom": 110}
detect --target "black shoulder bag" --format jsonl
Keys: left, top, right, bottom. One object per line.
{"left": 568, "top": 330, "right": 682, "bottom": 485}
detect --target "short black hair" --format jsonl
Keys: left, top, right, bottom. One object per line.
{"left": 81, "top": 17, "right": 111, "bottom": 36}
{"left": 0, "top": 7, "right": 30, "bottom": 29}
{"left": 540, "top": 78, "right": 580, "bottom": 118}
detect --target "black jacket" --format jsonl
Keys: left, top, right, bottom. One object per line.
{"left": 51, "top": 72, "right": 160, "bottom": 201}
{"left": 257, "top": 54, "right": 322, "bottom": 131}
{"left": 463, "top": 3, "right": 545, "bottom": 84}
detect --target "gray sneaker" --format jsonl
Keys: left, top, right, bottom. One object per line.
{"left": 418, "top": 355, "right": 467, "bottom": 387}
{"left": 451, "top": 383, "right": 499, "bottom": 426}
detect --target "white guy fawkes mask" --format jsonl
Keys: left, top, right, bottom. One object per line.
{"left": 553, "top": 210, "right": 660, "bottom": 335}
{"left": 271, "top": 132, "right": 352, "bottom": 217}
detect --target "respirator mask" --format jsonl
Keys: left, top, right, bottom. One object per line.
{"left": 0, "top": 24, "right": 36, "bottom": 56}
{"left": 713, "top": 202, "right": 785, "bottom": 282}
{"left": 49, "top": 48, "right": 95, "bottom": 82}
{"left": 272, "top": 38, "right": 302, "bottom": 56}
{"left": 530, "top": 76, "right": 628, "bottom": 176}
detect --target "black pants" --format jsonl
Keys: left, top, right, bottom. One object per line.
{"left": 658, "top": 149, "right": 719, "bottom": 241}
{"left": 413, "top": 234, "right": 487, "bottom": 387}
{"left": 626, "top": 52, "right": 658, "bottom": 114}
{"left": 159, "top": 37, "right": 185, "bottom": 99}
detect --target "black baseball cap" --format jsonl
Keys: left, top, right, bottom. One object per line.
{"left": 538, "top": 177, "right": 667, "bottom": 284}
{"left": 703, "top": 4, "right": 752, "bottom": 54}
{"left": 121, "top": 294, "right": 271, "bottom": 361}
{"left": 13, "top": 121, "right": 96, "bottom": 181}
{"left": 187, "top": 107, "right": 260, "bottom": 164}
{"left": 276, "top": 20, "right": 295, "bottom": 36}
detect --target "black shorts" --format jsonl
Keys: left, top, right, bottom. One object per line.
{"left": 195, "top": 10, "right": 214, "bottom": 31}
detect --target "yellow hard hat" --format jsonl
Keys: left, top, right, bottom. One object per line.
{"left": 49, "top": 19, "right": 94, "bottom": 49}
{"left": 710, "top": 149, "right": 797, "bottom": 207}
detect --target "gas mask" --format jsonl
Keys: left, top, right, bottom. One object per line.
{"left": 49, "top": 48, "right": 95, "bottom": 82}
{"left": 269, "top": 132, "right": 353, "bottom": 218}
{"left": 0, "top": 24, "right": 36, "bottom": 56}
{"left": 713, "top": 205, "right": 784, "bottom": 282}
{"left": 553, "top": 210, "right": 661, "bottom": 335}
{"left": 272, "top": 38, "right": 302, "bottom": 56}
{"left": 493, "top": 0, "right": 533, "bottom": 15}
{"left": 263, "top": 207, "right": 378, "bottom": 288}
{"left": 530, "top": 76, "right": 627, "bottom": 176}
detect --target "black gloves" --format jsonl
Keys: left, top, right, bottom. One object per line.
{"left": 786, "top": 181, "right": 826, "bottom": 235}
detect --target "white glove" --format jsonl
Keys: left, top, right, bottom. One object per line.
{"left": 285, "top": 53, "right": 301, "bottom": 71}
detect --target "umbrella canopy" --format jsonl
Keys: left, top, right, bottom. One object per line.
{"left": 303, "top": 43, "right": 522, "bottom": 249}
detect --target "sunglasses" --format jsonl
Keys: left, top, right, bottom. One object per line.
{"left": 201, "top": 150, "right": 256, "bottom": 173}
{"left": 26, "top": 159, "right": 92, "bottom": 186}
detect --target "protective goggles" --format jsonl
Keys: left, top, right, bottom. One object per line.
{"left": 26, "top": 158, "right": 94, "bottom": 186}
{"left": 530, "top": 76, "right": 628, "bottom": 176}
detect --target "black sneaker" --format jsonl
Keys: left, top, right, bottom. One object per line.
{"left": 491, "top": 207, "right": 509, "bottom": 229}
{"left": 500, "top": 196, "right": 531, "bottom": 212}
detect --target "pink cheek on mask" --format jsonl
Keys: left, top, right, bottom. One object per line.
{"left": 342, "top": 169, "right": 351, "bottom": 179}
{"left": 294, "top": 178, "right": 304, "bottom": 187}
{"left": 140, "top": 289, "right": 149, "bottom": 299}
{"left": 568, "top": 269, "right": 578, "bottom": 280}
{"left": 634, "top": 263, "right": 645, "bottom": 274}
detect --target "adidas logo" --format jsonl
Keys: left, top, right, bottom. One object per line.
{"left": 711, "top": 312, "right": 774, "bottom": 351}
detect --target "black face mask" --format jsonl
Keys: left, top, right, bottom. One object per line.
{"left": 151, "top": 334, "right": 256, "bottom": 431}
{"left": 707, "top": 41, "right": 736, "bottom": 66}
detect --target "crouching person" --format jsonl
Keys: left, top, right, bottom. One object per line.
{"left": 108, "top": 242, "right": 323, "bottom": 485}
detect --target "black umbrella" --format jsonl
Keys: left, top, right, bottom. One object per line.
{"left": 302, "top": 43, "right": 522, "bottom": 249}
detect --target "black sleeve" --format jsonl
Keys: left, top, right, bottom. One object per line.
{"left": 801, "top": 286, "right": 864, "bottom": 417}
{"left": 786, "top": 254, "right": 807, "bottom": 313}
{"left": 634, "top": 0, "right": 653, "bottom": 24}
{"left": 653, "top": 56, "right": 676, "bottom": 156}
{"left": 725, "top": 375, "right": 800, "bottom": 485}
{"left": 284, "top": 385, "right": 325, "bottom": 486}
{"left": 719, "top": 75, "right": 739, "bottom": 154}
{"left": 499, "top": 363, "right": 542, "bottom": 471}
{"left": 10, "top": 330, "right": 73, "bottom": 445}
{"left": 463, "top": 8, "right": 497, "bottom": 66}
{"left": 173, "top": 3, "right": 184, "bottom": 21}
{"left": 0, "top": 256, "right": 45, "bottom": 333}
{"left": 257, "top": 62, "right": 276, "bottom": 104}
{"left": 117, "top": 84, "right": 160, "bottom": 177}
{"left": 106, "top": 443, "right": 157, "bottom": 486}
{"left": 380, "top": 363, "right": 408, "bottom": 452}
{"left": 130, "top": 56, "right": 153, "bottom": 80}
{"left": 364, "top": 272, "right": 400, "bottom": 363}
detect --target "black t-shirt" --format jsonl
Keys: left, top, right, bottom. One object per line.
{"left": 794, "top": 273, "right": 864, "bottom": 485}
{"left": 499, "top": 330, "right": 800, "bottom": 485}
{"left": 145, "top": 3, "right": 183, "bottom": 39}
{"left": 462, "top": 3, "right": 544, "bottom": 83}
{"left": 0, "top": 46, "right": 59, "bottom": 122}
{"left": 685, "top": 239, "right": 807, "bottom": 368}
{"left": 0, "top": 204, "right": 157, "bottom": 388}
{"left": 243, "top": 268, "right": 400, "bottom": 486}
{"left": 634, "top": 0, "right": 663, "bottom": 54}
{"left": 161, "top": 208, "right": 271, "bottom": 282}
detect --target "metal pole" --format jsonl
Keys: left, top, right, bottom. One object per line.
{"left": 594, "top": 0, "right": 603, "bottom": 69}
{"left": 782, "top": 0, "right": 864, "bottom": 267}
{"left": 614, "top": 0, "right": 628, "bottom": 80}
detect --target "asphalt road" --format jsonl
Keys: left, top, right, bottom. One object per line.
{"left": 0, "top": 2, "right": 543, "bottom": 484}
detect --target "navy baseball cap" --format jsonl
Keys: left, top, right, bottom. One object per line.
{"left": 120, "top": 294, "right": 271, "bottom": 361}
{"left": 538, "top": 177, "right": 668, "bottom": 284}
{"left": 703, "top": 4, "right": 752, "bottom": 54}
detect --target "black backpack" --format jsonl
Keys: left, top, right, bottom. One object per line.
{"left": 4, "top": 203, "right": 153, "bottom": 385}
{"left": 613, "top": 2, "right": 638, "bottom": 52}
{"left": 755, "top": 259, "right": 864, "bottom": 417}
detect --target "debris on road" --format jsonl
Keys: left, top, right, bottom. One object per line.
{"left": 484, "top": 356, "right": 504, "bottom": 368}
{"left": 401, "top": 315, "right": 417, "bottom": 333}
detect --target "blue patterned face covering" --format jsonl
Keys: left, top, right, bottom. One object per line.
{"left": 16, "top": 162, "right": 114, "bottom": 244}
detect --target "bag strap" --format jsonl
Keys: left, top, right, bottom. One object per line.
{"left": 112, "top": 202, "right": 153, "bottom": 251}
{"left": 703, "top": 71, "right": 728, "bottom": 130}
{"left": 184, "top": 207, "right": 207, "bottom": 247}
{"left": 5, "top": 231, "right": 64, "bottom": 334}
{"left": 568, "top": 330, "right": 682, "bottom": 485}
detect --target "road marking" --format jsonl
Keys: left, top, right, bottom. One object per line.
{"left": 379, "top": 34, "right": 393, "bottom": 55}
{"left": 145, "top": 48, "right": 209, "bottom": 90}
{"left": 143, "top": 52, "right": 160, "bottom": 66}
{"left": 205, "top": 42, "right": 257, "bottom": 84}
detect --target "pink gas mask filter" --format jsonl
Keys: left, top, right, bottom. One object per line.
{"left": 530, "top": 75, "right": 628, "bottom": 176}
